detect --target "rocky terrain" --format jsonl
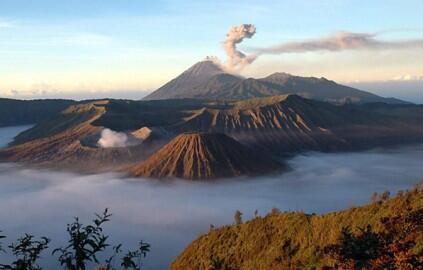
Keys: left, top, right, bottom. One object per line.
{"left": 0, "top": 100, "right": 165, "bottom": 172}
{"left": 2, "top": 94, "right": 423, "bottom": 177}
{"left": 130, "top": 132, "right": 282, "bottom": 180}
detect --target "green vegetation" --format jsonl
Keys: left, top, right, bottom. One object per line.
{"left": 0, "top": 187, "right": 422, "bottom": 270}
{"left": 233, "top": 210, "right": 243, "bottom": 225}
{"left": 0, "top": 234, "right": 49, "bottom": 270}
{"left": 0, "top": 209, "right": 149, "bottom": 270}
{"left": 324, "top": 208, "right": 422, "bottom": 269}
{"left": 171, "top": 186, "right": 423, "bottom": 270}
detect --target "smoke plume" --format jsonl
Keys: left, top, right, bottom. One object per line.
{"left": 253, "top": 31, "right": 423, "bottom": 54}
{"left": 219, "top": 26, "right": 423, "bottom": 71}
{"left": 97, "top": 128, "right": 129, "bottom": 148}
{"left": 223, "top": 24, "right": 257, "bottom": 72}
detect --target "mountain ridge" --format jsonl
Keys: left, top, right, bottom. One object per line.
{"left": 0, "top": 98, "right": 76, "bottom": 127}
{"left": 2, "top": 95, "right": 423, "bottom": 177}
{"left": 143, "top": 60, "right": 407, "bottom": 104}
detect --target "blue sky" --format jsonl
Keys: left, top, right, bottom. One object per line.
{"left": 1, "top": 0, "right": 423, "bottom": 100}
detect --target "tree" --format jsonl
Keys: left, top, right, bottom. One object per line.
{"left": 0, "top": 234, "right": 50, "bottom": 270}
{"left": 209, "top": 258, "right": 231, "bottom": 270}
{"left": 210, "top": 258, "right": 224, "bottom": 270}
{"left": 380, "top": 190, "right": 390, "bottom": 202}
{"left": 0, "top": 210, "right": 150, "bottom": 270}
{"left": 325, "top": 208, "right": 423, "bottom": 269}
{"left": 370, "top": 192, "right": 379, "bottom": 204}
{"left": 53, "top": 209, "right": 150, "bottom": 270}
{"left": 271, "top": 208, "right": 281, "bottom": 215}
{"left": 234, "top": 210, "right": 242, "bottom": 225}
{"left": 120, "top": 241, "right": 151, "bottom": 270}
{"left": 324, "top": 225, "right": 383, "bottom": 269}
{"left": 53, "top": 209, "right": 112, "bottom": 270}
{"left": 0, "top": 231, "right": 5, "bottom": 253}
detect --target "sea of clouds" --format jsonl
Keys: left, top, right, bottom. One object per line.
{"left": 0, "top": 126, "right": 422, "bottom": 269}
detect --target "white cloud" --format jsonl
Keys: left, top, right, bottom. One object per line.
{"left": 1, "top": 89, "right": 20, "bottom": 97}
{"left": 0, "top": 83, "right": 61, "bottom": 99}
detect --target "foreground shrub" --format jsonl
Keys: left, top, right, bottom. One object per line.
{"left": 0, "top": 209, "right": 149, "bottom": 270}
{"left": 324, "top": 208, "right": 423, "bottom": 269}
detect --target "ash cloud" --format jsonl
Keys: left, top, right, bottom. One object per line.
{"left": 223, "top": 24, "right": 257, "bottom": 72}
{"left": 253, "top": 31, "right": 423, "bottom": 55}
{"left": 218, "top": 26, "right": 423, "bottom": 71}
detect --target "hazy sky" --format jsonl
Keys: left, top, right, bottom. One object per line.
{"left": 1, "top": 0, "right": 423, "bottom": 100}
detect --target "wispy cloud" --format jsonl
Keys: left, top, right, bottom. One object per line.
{"left": 392, "top": 74, "right": 423, "bottom": 81}
{"left": 253, "top": 31, "right": 423, "bottom": 55}
{"left": 1, "top": 83, "right": 60, "bottom": 98}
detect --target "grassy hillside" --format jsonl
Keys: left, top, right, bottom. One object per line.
{"left": 0, "top": 98, "right": 75, "bottom": 127}
{"left": 170, "top": 186, "right": 423, "bottom": 270}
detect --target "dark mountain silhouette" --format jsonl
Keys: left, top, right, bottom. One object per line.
{"left": 130, "top": 132, "right": 282, "bottom": 180}
{"left": 0, "top": 98, "right": 75, "bottom": 127}
{"left": 143, "top": 60, "right": 226, "bottom": 100}
{"left": 259, "top": 72, "right": 406, "bottom": 104}
{"left": 143, "top": 61, "right": 406, "bottom": 104}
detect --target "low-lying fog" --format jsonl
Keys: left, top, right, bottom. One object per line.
{"left": 0, "top": 126, "right": 422, "bottom": 269}
{"left": 0, "top": 125, "right": 33, "bottom": 148}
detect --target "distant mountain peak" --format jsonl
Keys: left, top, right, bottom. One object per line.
{"left": 182, "top": 60, "right": 224, "bottom": 78}
{"left": 143, "top": 60, "right": 225, "bottom": 100}
{"left": 144, "top": 60, "right": 407, "bottom": 104}
{"left": 266, "top": 72, "right": 293, "bottom": 78}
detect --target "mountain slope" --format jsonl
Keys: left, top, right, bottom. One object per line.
{"left": 169, "top": 95, "right": 396, "bottom": 153}
{"left": 130, "top": 132, "right": 282, "bottom": 179}
{"left": 0, "top": 98, "right": 75, "bottom": 127}
{"left": 170, "top": 187, "right": 423, "bottom": 270}
{"left": 143, "top": 60, "right": 406, "bottom": 104}
{"left": 0, "top": 100, "right": 163, "bottom": 172}
{"left": 189, "top": 76, "right": 282, "bottom": 100}
{"left": 260, "top": 72, "right": 406, "bottom": 104}
{"left": 2, "top": 95, "right": 423, "bottom": 175}
{"left": 143, "top": 60, "right": 225, "bottom": 100}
